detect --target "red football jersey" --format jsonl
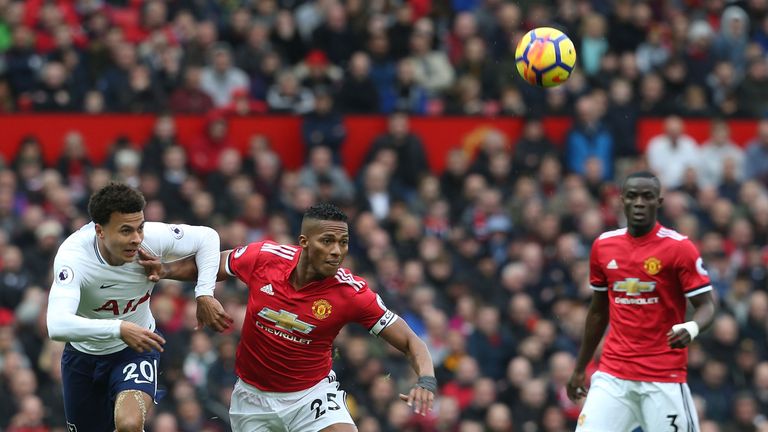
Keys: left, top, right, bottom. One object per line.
{"left": 589, "top": 223, "right": 712, "bottom": 383}
{"left": 226, "top": 241, "right": 397, "bottom": 392}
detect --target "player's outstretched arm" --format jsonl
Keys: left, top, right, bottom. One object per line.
{"left": 379, "top": 319, "right": 436, "bottom": 416}
{"left": 668, "top": 291, "right": 716, "bottom": 349}
{"left": 567, "top": 291, "right": 609, "bottom": 402}
{"left": 139, "top": 249, "right": 232, "bottom": 282}
{"left": 138, "top": 249, "right": 234, "bottom": 332}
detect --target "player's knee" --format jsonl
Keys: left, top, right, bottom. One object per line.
{"left": 115, "top": 416, "right": 144, "bottom": 432}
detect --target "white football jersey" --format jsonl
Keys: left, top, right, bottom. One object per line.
{"left": 47, "top": 221, "right": 220, "bottom": 355}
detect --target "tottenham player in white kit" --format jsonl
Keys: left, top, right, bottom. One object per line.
{"left": 46, "top": 182, "right": 233, "bottom": 432}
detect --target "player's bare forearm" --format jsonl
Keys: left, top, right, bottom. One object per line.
{"left": 160, "top": 255, "right": 198, "bottom": 281}
{"left": 690, "top": 291, "right": 716, "bottom": 333}
{"left": 380, "top": 319, "right": 435, "bottom": 377}
{"left": 156, "top": 251, "right": 231, "bottom": 282}
{"left": 381, "top": 319, "right": 436, "bottom": 415}
{"left": 668, "top": 291, "right": 717, "bottom": 349}
{"left": 574, "top": 291, "right": 609, "bottom": 372}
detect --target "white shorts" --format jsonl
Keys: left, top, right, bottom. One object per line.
{"left": 229, "top": 371, "right": 354, "bottom": 432}
{"left": 576, "top": 371, "right": 699, "bottom": 432}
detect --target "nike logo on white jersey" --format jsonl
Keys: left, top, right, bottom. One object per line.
{"left": 607, "top": 259, "right": 619, "bottom": 269}
{"left": 260, "top": 284, "right": 274, "bottom": 295}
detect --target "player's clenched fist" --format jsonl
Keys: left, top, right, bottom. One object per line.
{"left": 566, "top": 371, "right": 588, "bottom": 402}
{"left": 120, "top": 321, "right": 166, "bottom": 353}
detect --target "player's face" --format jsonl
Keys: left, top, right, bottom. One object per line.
{"left": 95, "top": 211, "right": 145, "bottom": 265}
{"left": 300, "top": 220, "right": 349, "bottom": 278}
{"left": 622, "top": 178, "right": 662, "bottom": 227}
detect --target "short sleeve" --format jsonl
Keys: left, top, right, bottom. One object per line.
{"left": 589, "top": 240, "right": 608, "bottom": 292}
{"left": 346, "top": 278, "right": 397, "bottom": 336}
{"left": 226, "top": 242, "right": 264, "bottom": 283}
{"left": 677, "top": 240, "right": 712, "bottom": 298}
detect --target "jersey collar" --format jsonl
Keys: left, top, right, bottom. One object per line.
{"left": 93, "top": 236, "right": 107, "bottom": 264}
{"left": 626, "top": 222, "right": 662, "bottom": 243}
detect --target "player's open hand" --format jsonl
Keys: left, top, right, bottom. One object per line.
{"left": 195, "top": 295, "right": 234, "bottom": 332}
{"left": 138, "top": 248, "right": 163, "bottom": 282}
{"left": 120, "top": 321, "right": 165, "bottom": 353}
{"left": 398, "top": 383, "right": 435, "bottom": 416}
{"left": 667, "top": 327, "right": 693, "bottom": 349}
{"left": 566, "top": 371, "right": 588, "bottom": 402}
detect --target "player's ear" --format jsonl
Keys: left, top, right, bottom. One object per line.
{"left": 298, "top": 234, "right": 309, "bottom": 248}
{"left": 94, "top": 223, "right": 105, "bottom": 239}
{"left": 657, "top": 196, "right": 664, "bottom": 207}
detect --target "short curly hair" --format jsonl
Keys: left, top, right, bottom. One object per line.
{"left": 303, "top": 202, "right": 348, "bottom": 223}
{"left": 88, "top": 182, "right": 146, "bottom": 225}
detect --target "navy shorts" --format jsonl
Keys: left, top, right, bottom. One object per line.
{"left": 61, "top": 343, "right": 162, "bottom": 432}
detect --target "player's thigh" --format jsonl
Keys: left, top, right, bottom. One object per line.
{"left": 576, "top": 371, "right": 641, "bottom": 432}
{"left": 109, "top": 348, "right": 162, "bottom": 403}
{"left": 286, "top": 380, "right": 355, "bottom": 432}
{"left": 114, "top": 389, "right": 154, "bottom": 432}
{"left": 229, "top": 379, "right": 285, "bottom": 432}
{"left": 61, "top": 346, "right": 113, "bottom": 431}
{"left": 640, "top": 382, "right": 700, "bottom": 432}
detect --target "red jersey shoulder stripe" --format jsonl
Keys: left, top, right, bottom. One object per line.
{"left": 657, "top": 228, "right": 687, "bottom": 241}
{"left": 260, "top": 243, "right": 298, "bottom": 260}
{"left": 598, "top": 228, "right": 627, "bottom": 240}
{"left": 335, "top": 268, "right": 364, "bottom": 290}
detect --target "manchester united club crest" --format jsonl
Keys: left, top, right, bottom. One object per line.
{"left": 644, "top": 257, "right": 662, "bottom": 275}
{"left": 312, "top": 299, "right": 332, "bottom": 320}
{"left": 578, "top": 413, "right": 586, "bottom": 426}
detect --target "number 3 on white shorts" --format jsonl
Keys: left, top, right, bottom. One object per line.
{"left": 123, "top": 360, "right": 157, "bottom": 384}
{"left": 309, "top": 393, "right": 342, "bottom": 420}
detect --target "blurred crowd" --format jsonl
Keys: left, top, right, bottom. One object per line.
{"left": 2, "top": 0, "right": 768, "bottom": 432}
{"left": 1, "top": 0, "right": 768, "bottom": 118}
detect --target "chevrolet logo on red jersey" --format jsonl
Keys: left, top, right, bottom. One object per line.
{"left": 613, "top": 278, "right": 656, "bottom": 296}
{"left": 258, "top": 308, "right": 316, "bottom": 334}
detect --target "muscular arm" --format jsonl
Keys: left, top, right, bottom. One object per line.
{"left": 379, "top": 318, "right": 436, "bottom": 415}
{"left": 157, "top": 250, "right": 232, "bottom": 282}
{"left": 689, "top": 291, "right": 716, "bottom": 333}
{"left": 574, "top": 291, "right": 610, "bottom": 373}
{"left": 379, "top": 319, "right": 435, "bottom": 378}
{"left": 567, "top": 291, "right": 609, "bottom": 401}
{"left": 668, "top": 290, "right": 717, "bottom": 349}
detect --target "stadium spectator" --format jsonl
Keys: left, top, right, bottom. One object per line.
{"left": 169, "top": 66, "right": 215, "bottom": 114}
{"left": 745, "top": 119, "right": 768, "bottom": 185}
{"left": 646, "top": 115, "right": 701, "bottom": 189}
{"left": 301, "top": 87, "right": 347, "bottom": 163}
{"left": 336, "top": 51, "right": 380, "bottom": 113}
{"left": 200, "top": 43, "right": 249, "bottom": 108}
{"left": 565, "top": 95, "right": 614, "bottom": 180}
{"left": 364, "top": 112, "right": 429, "bottom": 195}
{"left": 698, "top": 119, "right": 744, "bottom": 187}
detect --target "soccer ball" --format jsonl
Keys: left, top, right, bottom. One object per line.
{"left": 515, "top": 27, "right": 577, "bottom": 88}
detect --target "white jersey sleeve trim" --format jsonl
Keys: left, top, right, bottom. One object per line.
{"left": 369, "top": 310, "right": 398, "bottom": 336}
{"left": 225, "top": 250, "right": 236, "bottom": 276}
{"left": 685, "top": 285, "right": 713, "bottom": 298}
{"left": 47, "top": 287, "right": 122, "bottom": 342}
{"left": 590, "top": 284, "right": 608, "bottom": 292}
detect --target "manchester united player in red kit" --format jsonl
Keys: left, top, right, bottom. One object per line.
{"left": 151, "top": 203, "right": 436, "bottom": 431}
{"left": 566, "top": 172, "right": 717, "bottom": 432}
